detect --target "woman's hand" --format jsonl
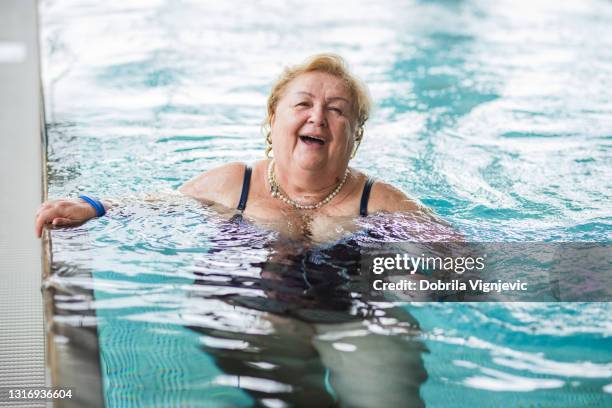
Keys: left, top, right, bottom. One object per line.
{"left": 35, "top": 199, "right": 99, "bottom": 238}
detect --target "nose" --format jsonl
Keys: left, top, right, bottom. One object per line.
{"left": 307, "top": 104, "right": 327, "bottom": 128}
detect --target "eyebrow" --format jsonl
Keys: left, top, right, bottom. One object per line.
{"left": 296, "top": 91, "right": 350, "bottom": 104}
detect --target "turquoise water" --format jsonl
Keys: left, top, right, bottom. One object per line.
{"left": 41, "top": 0, "right": 611, "bottom": 406}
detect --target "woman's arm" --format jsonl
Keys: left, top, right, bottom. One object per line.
{"left": 35, "top": 198, "right": 112, "bottom": 238}
{"left": 178, "top": 162, "right": 245, "bottom": 208}
{"left": 35, "top": 162, "right": 247, "bottom": 238}
{"left": 367, "top": 181, "right": 429, "bottom": 214}
{"left": 367, "top": 180, "right": 465, "bottom": 241}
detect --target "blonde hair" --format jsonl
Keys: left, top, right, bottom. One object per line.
{"left": 264, "top": 53, "right": 372, "bottom": 151}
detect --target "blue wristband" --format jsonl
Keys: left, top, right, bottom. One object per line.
{"left": 79, "top": 194, "right": 106, "bottom": 217}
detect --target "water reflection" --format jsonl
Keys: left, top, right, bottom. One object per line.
{"left": 187, "top": 224, "right": 427, "bottom": 407}
{"left": 45, "top": 208, "right": 429, "bottom": 407}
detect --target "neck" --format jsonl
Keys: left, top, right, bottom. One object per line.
{"left": 270, "top": 159, "right": 348, "bottom": 204}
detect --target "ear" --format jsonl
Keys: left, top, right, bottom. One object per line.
{"left": 351, "top": 116, "right": 362, "bottom": 139}
{"left": 270, "top": 112, "right": 276, "bottom": 127}
{"left": 353, "top": 123, "right": 363, "bottom": 142}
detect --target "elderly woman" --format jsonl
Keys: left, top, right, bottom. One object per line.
{"left": 36, "top": 54, "right": 433, "bottom": 407}
{"left": 35, "top": 54, "right": 431, "bottom": 241}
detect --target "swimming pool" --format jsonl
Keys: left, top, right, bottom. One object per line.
{"left": 40, "top": 0, "right": 611, "bottom": 406}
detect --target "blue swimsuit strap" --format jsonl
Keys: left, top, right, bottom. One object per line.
{"left": 236, "top": 165, "right": 252, "bottom": 212}
{"left": 236, "top": 165, "right": 374, "bottom": 216}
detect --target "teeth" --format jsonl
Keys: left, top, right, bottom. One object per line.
{"left": 300, "top": 135, "right": 324, "bottom": 143}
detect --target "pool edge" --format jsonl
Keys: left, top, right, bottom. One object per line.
{"left": 0, "top": 0, "right": 47, "bottom": 406}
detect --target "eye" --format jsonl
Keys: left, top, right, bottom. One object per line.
{"left": 295, "top": 101, "right": 310, "bottom": 108}
{"left": 328, "top": 106, "right": 343, "bottom": 115}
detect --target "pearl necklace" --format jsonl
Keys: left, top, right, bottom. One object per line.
{"left": 267, "top": 159, "right": 349, "bottom": 210}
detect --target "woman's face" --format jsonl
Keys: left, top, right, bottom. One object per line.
{"left": 270, "top": 71, "right": 357, "bottom": 174}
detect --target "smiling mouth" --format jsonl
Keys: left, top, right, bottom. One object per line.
{"left": 299, "top": 135, "right": 325, "bottom": 145}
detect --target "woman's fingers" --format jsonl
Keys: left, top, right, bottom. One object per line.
{"left": 35, "top": 204, "right": 72, "bottom": 237}
{"left": 51, "top": 217, "right": 71, "bottom": 226}
{"left": 35, "top": 201, "right": 52, "bottom": 219}
{"left": 35, "top": 218, "right": 44, "bottom": 238}
{"left": 35, "top": 208, "right": 55, "bottom": 237}
{"left": 51, "top": 217, "right": 88, "bottom": 230}
{"left": 35, "top": 199, "right": 98, "bottom": 238}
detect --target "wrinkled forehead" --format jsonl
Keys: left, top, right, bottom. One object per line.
{"left": 283, "top": 72, "right": 352, "bottom": 102}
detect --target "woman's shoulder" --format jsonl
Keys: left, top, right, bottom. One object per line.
{"left": 366, "top": 177, "right": 427, "bottom": 214}
{"left": 178, "top": 161, "right": 252, "bottom": 207}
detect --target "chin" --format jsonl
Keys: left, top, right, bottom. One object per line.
{"left": 294, "top": 155, "right": 327, "bottom": 172}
